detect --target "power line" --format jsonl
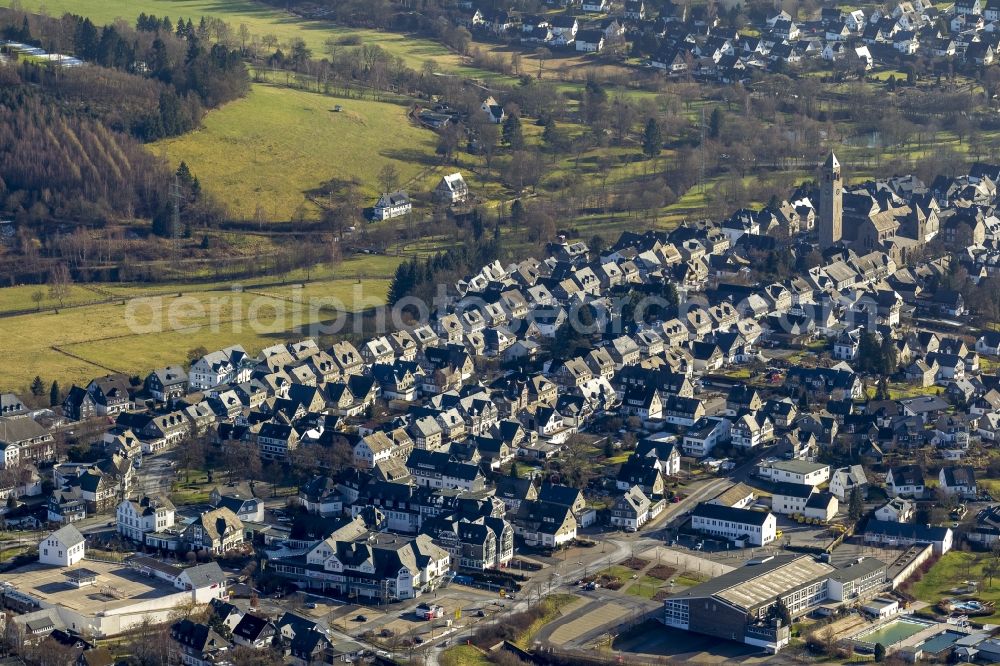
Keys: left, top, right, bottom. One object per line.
{"left": 170, "top": 175, "right": 183, "bottom": 240}
{"left": 700, "top": 106, "right": 706, "bottom": 194}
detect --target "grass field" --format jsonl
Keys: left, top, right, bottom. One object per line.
{"left": 0, "top": 283, "right": 114, "bottom": 315}
{"left": 625, "top": 576, "right": 664, "bottom": 600}
{"left": 910, "top": 551, "right": 1000, "bottom": 624}
{"left": 5, "top": 0, "right": 467, "bottom": 72}
{"left": 152, "top": 84, "right": 440, "bottom": 220}
{"left": 0, "top": 272, "right": 389, "bottom": 392}
{"left": 440, "top": 645, "right": 491, "bottom": 666}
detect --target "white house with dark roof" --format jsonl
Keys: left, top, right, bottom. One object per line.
{"left": 690, "top": 503, "right": 776, "bottom": 546}
{"left": 372, "top": 191, "right": 412, "bottom": 221}
{"left": 145, "top": 367, "right": 188, "bottom": 402}
{"left": 480, "top": 96, "right": 505, "bottom": 124}
{"left": 610, "top": 486, "right": 664, "bottom": 531}
{"left": 886, "top": 464, "right": 925, "bottom": 497}
{"left": 939, "top": 465, "right": 977, "bottom": 498}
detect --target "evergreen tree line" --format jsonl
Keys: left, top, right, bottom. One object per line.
{"left": 388, "top": 219, "right": 500, "bottom": 306}
{"left": 0, "top": 8, "right": 250, "bottom": 141}
{"left": 150, "top": 161, "right": 224, "bottom": 237}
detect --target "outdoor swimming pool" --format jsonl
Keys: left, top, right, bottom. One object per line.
{"left": 855, "top": 618, "right": 934, "bottom": 646}
{"left": 916, "top": 630, "right": 965, "bottom": 655}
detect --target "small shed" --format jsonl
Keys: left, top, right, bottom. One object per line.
{"left": 861, "top": 597, "right": 899, "bottom": 619}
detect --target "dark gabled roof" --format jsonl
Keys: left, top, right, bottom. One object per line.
{"left": 551, "top": 15, "right": 578, "bottom": 28}
{"left": 663, "top": 394, "right": 703, "bottom": 413}
{"left": 233, "top": 613, "right": 273, "bottom": 642}
{"left": 691, "top": 502, "right": 771, "bottom": 526}
{"left": 941, "top": 465, "right": 976, "bottom": 487}
{"left": 406, "top": 449, "right": 482, "bottom": 481}
{"left": 210, "top": 598, "right": 242, "bottom": 622}
{"left": 149, "top": 366, "right": 188, "bottom": 387}
{"left": 375, "top": 190, "right": 410, "bottom": 208}
{"left": 805, "top": 492, "right": 836, "bottom": 510}
{"left": 277, "top": 611, "right": 319, "bottom": 637}
{"left": 727, "top": 384, "right": 760, "bottom": 404}
{"left": 576, "top": 28, "right": 604, "bottom": 42}
{"left": 772, "top": 482, "right": 814, "bottom": 499}
{"left": 864, "top": 519, "right": 951, "bottom": 542}
{"left": 216, "top": 494, "right": 258, "bottom": 515}
{"left": 516, "top": 499, "right": 574, "bottom": 528}
{"left": 171, "top": 619, "right": 227, "bottom": 652}
{"left": 291, "top": 628, "right": 330, "bottom": 655}
{"left": 888, "top": 464, "right": 924, "bottom": 486}
{"left": 634, "top": 437, "right": 679, "bottom": 460}
{"left": 495, "top": 476, "right": 536, "bottom": 501}
{"left": 63, "top": 385, "right": 94, "bottom": 408}
{"left": 538, "top": 483, "right": 582, "bottom": 507}
{"left": 258, "top": 422, "right": 294, "bottom": 441}
{"left": 617, "top": 455, "right": 661, "bottom": 485}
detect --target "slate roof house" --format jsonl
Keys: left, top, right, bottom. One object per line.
{"left": 268, "top": 523, "right": 451, "bottom": 601}
{"left": 886, "top": 464, "right": 925, "bottom": 497}
{"left": 170, "top": 619, "right": 230, "bottom": 666}
{"left": 435, "top": 173, "right": 470, "bottom": 204}
{"left": 183, "top": 507, "right": 245, "bottom": 554}
{"left": 86, "top": 375, "right": 132, "bottom": 416}
{"left": 372, "top": 191, "right": 412, "bottom": 221}
{"left": 513, "top": 500, "right": 577, "bottom": 548}
{"left": 145, "top": 366, "right": 188, "bottom": 402}
{"left": 939, "top": 465, "right": 977, "bottom": 498}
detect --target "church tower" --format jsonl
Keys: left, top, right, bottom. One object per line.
{"left": 819, "top": 152, "right": 843, "bottom": 250}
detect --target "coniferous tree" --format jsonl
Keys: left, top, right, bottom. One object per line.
{"left": 502, "top": 114, "right": 523, "bottom": 149}
{"left": 30, "top": 376, "right": 45, "bottom": 397}
{"left": 510, "top": 199, "right": 525, "bottom": 229}
{"left": 642, "top": 118, "right": 662, "bottom": 158}
{"left": 49, "top": 381, "right": 60, "bottom": 407}
{"left": 769, "top": 599, "right": 792, "bottom": 627}
{"left": 709, "top": 107, "right": 722, "bottom": 139}
{"left": 848, "top": 486, "right": 864, "bottom": 522}
{"left": 874, "top": 378, "right": 890, "bottom": 401}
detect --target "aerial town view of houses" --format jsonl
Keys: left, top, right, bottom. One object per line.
{"left": 10, "top": 145, "right": 1000, "bottom": 662}
{"left": 13, "top": 0, "right": 1000, "bottom": 662}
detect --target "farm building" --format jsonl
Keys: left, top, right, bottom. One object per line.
{"left": 372, "top": 191, "right": 412, "bottom": 221}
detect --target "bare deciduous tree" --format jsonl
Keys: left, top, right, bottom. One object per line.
{"left": 47, "top": 263, "right": 72, "bottom": 308}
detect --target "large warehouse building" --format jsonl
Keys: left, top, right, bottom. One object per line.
{"left": 662, "top": 554, "right": 887, "bottom": 653}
